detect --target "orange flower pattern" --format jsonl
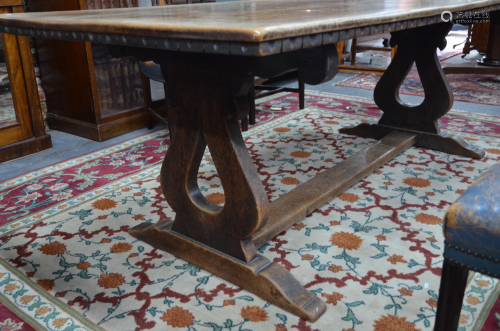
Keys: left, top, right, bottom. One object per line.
{"left": 476, "top": 280, "right": 491, "bottom": 287}
{"left": 52, "top": 318, "right": 67, "bottom": 328}
{"left": 35, "top": 306, "right": 52, "bottom": 316}
{"left": 426, "top": 298, "right": 438, "bottom": 307}
{"left": 373, "top": 314, "right": 421, "bottom": 331}
{"left": 19, "top": 296, "right": 34, "bottom": 305}
{"left": 301, "top": 254, "right": 314, "bottom": 261}
{"left": 338, "top": 193, "right": 359, "bottom": 203}
{"left": 388, "top": 254, "right": 407, "bottom": 265}
{"left": 39, "top": 242, "right": 66, "bottom": 255}
{"left": 330, "top": 231, "right": 363, "bottom": 250}
{"left": 403, "top": 177, "right": 431, "bottom": 188}
{"left": 321, "top": 292, "right": 344, "bottom": 305}
{"left": 485, "top": 148, "right": 500, "bottom": 155}
{"left": 161, "top": 307, "right": 195, "bottom": 327}
{"left": 77, "top": 261, "right": 91, "bottom": 269}
{"left": 4, "top": 284, "right": 19, "bottom": 292}
{"left": 110, "top": 242, "right": 133, "bottom": 253}
{"left": 36, "top": 279, "right": 55, "bottom": 291}
{"left": 273, "top": 127, "right": 291, "bottom": 132}
{"left": 466, "top": 295, "right": 480, "bottom": 305}
{"left": 459, "top": 314, "right": 470, "bottom": 324}
{"left": 205, "top": 192, "right": 225, "bottom": 205}
{"left": 98, "top": 273, "right": 125, "bottom": 289}
{"left": 241, "top": 306, "right": 268, "bottom": 322}
{"left": 91, "top": 198, "right": 117, "bottom": 210}
{"left": 328, "top": 264, "right": 343, "bottom": 273}
{"left": 415, "top": 213, "right": 442, "bottom": 225}
{"left": 281, "top": 177, "right": 300, "bottom": 185}
{"left": 398, "top": 287, "right": 413, "bottom": 296}
{"left": 290, "top": 151, "right": 311, "bottom": 158}
{"left": 292, "top": 223, "right": 306, "bottom": 230}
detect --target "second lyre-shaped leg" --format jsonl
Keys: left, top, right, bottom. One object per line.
{"left": 340, "top": 23, "right": 485, "bottom": 159}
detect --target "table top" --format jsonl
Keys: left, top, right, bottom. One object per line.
{"left": 0, "top": 0, "right": 499, "bottom": 56}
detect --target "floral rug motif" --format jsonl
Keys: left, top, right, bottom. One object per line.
{"left": 1, "top": 92, "right": 500, "bottom": 331}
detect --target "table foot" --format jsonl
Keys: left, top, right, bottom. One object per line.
{"left": 111, "top": 46, "right": 341, "bottom": 320}
{"left": 343, "top": 23, "right": 485, "bottom": 160}
{"left": 339, "top": 122, "right": 485, "bottom": 159}
{"left": 129, "top": 220, "right": 327, "bottom": 322}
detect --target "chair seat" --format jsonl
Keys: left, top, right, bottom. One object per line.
{"left": 139, "top": 61, "right": 164, "bottom": 83}
{"left": 443, "top": 162, "right": 500, "bottom": 276}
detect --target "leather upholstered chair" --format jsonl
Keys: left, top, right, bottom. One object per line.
{"left": 434, "top": 162, "right": 500, "bottom": 331}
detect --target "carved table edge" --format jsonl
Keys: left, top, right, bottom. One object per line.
{"left": 1, "top": 4, "right": 499, "bottom": 56}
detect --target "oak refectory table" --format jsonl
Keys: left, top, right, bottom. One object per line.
{"left": 0, "top": 0, "right": 498, "bottom": 322}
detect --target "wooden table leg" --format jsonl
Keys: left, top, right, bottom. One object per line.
{"left": 118, "top": 42, "right": 419, "bottom": 321}
{"left": 340, "top": 23, "right": 485, "bottom": 159}
{"left": 123, "top": 45, "right": 340, "bottom": 321}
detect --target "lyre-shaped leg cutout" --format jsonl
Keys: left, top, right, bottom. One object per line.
{"left": 120, "top": 41, "right": 343, "bottom": 322}
{"left": 339, "top": 23, "right": 485, "bottom": 159}
{"left": 155, "top": 65, "right": 269, "bottom": 263}
{"left": 375, "top": 23, "right": 453, "bottom": 133}
{"left": 128, "top": 62, "right": 327, "bottom": 322}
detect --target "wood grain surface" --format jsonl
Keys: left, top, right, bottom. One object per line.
{"left": 0, "top": 0, "right": 499, "bottom": 44}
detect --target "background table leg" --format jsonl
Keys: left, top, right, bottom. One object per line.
{"left": 340, "top": 23, "right": 485, "bottom": 159}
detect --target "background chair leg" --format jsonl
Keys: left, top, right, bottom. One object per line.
{"left": 241, "top": 118, "right": 249, "bottom": 131}
{"left": 249, "top": 83, "right": 256, "bottom": 125}
{"left": 336, "top": 41, "right": 345, "bottom": 64}
{"left": 298, "top": 78, "right": 305, "bottom": 109}
{"left": 350, "top": 38, "right": 358, "bottom": 66}
{"left": 391, "top": 45, "right": 397, "bottom": 59}
{"left": 434, "top": 259, "right": 469, "bottom": 331}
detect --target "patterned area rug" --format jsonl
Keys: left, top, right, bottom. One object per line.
{"left": 1, "top": 91, "right": 500, "bottom": 331}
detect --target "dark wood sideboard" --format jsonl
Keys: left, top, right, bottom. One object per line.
{"left": 29, "top": 0, "right": 150, "bottom": 142}
{"left": 0, "top": 0, "right": 51, "bottom": 163}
